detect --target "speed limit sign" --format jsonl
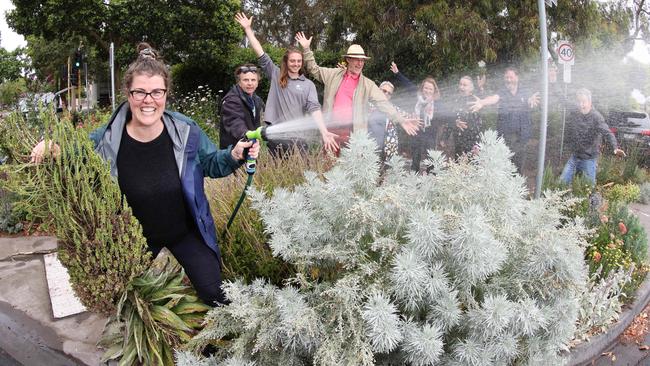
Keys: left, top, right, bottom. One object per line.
{"left": 557, "top": 41, "right": 574, "bottom": 65}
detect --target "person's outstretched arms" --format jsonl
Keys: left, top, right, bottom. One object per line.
{"left": 235, "top": 13, "right": 264, "bottom": 57}
{"left": 468, "top": 94, "right": 499, "bottom": 113}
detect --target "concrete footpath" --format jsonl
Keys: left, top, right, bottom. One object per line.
{"left": 0, "top": 236, "right": 106, "bottom": 365}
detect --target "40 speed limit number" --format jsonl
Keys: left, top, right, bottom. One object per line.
{"left": 557, "top": 41, "right": 574, "bottom": 65}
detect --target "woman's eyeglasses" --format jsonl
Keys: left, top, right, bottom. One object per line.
{"left": 129, "top": 89, "right": 167, "bottom": 101}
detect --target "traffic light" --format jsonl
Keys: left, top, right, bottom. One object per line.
{"left": 73, "top": 51, "right": 83, "bottom": 71}
{"left": 70, "top": 69, "right": 78, "bottom": 86}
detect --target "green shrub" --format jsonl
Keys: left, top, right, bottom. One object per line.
{"left": 586, "top": 203, "right": 648, "bottom": 299}
{"left": 208, "top": 147, "right": 335, "bottom": 285}
{"left": 603, "top": 182, "right": 641, "bottom": 205}
{"left": 1, "top": 109, "right": 151, "bottom": 315}
{"left": 169, "top": 85, "right": 220, "bottom": 144}
{"left": 0, "top": 186, "right": 24, "bottom": 234}
{"left": 597, "top": 149, "right": 649, "bottom": 186}
{"left": 100, "top": 254, "right": 210, "bottom": 365}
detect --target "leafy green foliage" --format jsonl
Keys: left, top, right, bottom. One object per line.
{"left": 1, "top": 109, "right": 151, "bottom": 315}
{"left": 0, "top": 47, "right": 26, "bottom": 82}
{"left": 169, "top": 85, "right": 221, "bottom": 143}
{"left": 603, "top": 182, "right": 641, "bottom": 205}
{"left": 188, "top": 131, "right": 588, "bottom": 365}
{"left": 0, "top": 78, "right": 27, "bottom": 108}
{"left": 586, "top": 203, "right": 648, "bottom": 299}
{"left": 0, "top": 186, "right": 24, "bottom": 234}
{"left": 8, "top": 0, "right": 242, "bottom": 93}
{"left": 100, "top": 254, "right": 210, "bottom": 366}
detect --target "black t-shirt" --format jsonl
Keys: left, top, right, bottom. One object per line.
{"left": 117, "top": 125, "right": 192, "bottom": 247}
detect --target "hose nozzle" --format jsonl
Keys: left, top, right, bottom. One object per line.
{"left": 245, "top": 126, "right": 267, "bottom": 142}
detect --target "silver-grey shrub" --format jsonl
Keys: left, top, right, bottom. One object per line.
{"left": 186, "top": 131, "right": 588, "bottom": 366}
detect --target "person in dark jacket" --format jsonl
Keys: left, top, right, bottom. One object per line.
{"left": 31, "top": 43, "right": 260, "bottom": 306}
{"left": 219, "top": 64, "right": 265, "bottom": 149}
{"left": 469, "top": 67, "right": 540, "bottom": 174}
{"left": 445, "top": 75, "right": 482, "bottom": 158}
{"left": 560, "top": 88, "right": 625, "bottom": 186}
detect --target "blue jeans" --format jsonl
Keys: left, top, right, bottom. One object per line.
{"left": 560, "top": 155, "right": 597, "bottom": 186}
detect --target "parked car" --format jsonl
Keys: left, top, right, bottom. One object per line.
{"left": 607, "top": 110, "right": 650, "bottom": 164}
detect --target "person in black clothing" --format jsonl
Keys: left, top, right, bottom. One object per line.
{"left": 219, "top": 64, "right": 265, "bottom": 149}
{"left": 560, "top": 88, "right": 625, "bottom": 186}
{"left": 31, "top": 43, "right": 260, "bottom": 306}
{"left": 470, "top": 67, "right": 539, "bottom": 174}
{"left": 445, "top": 76, "right": 482, "bottom": 158}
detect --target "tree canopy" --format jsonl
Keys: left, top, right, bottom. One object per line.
{"left": 4, "top": 0, "right": 642, "bottom": 97}
{"left": 7, "top": 0, "right": 241, "bottom": 93}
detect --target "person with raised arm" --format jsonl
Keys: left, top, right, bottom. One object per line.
{"left": 469, "top": 67, "right": 540, "bottom": 174}
{"left": 235, "top": 13, "right": 338, "bottom": 156}
{"left": 560, "top": 88, "right": 625, "bottom": 186}
{"left": 389, "top": 62, "right": 442, "bottom": 172}
{"left": 295, "top": 32, "right": 421, "bottom": 155}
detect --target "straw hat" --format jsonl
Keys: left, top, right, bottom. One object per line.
{"left": 343, "top": 44, "right": 371, "bottom": 59}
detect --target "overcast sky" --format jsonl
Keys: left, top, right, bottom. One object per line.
{"left": 1, "top": 1, "right": 26, "bottom": 51}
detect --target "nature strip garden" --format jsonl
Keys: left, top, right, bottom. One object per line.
{"left": 1, "top": 94, "right": 650, "bottom": 365}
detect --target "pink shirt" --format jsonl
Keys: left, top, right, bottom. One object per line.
{"left": 332, "top": 72, "right": 360, "bottom": 126}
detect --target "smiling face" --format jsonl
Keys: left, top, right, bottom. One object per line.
{"left": 458, "top": 77, "right": 474, "bottom": 96}
{"left": 286, "top": 51, "right": 303, "bottom": 77}
{"left": 421, "top": 81, "right": 436, "bottom": 100}
{"left": 238, "top": 72, "right": 259, "bottom": 96}
{"left": 577, "top": 94, "right": 592, "bottom": 114}
{"left": 346, "top": 57, "right": 365, "bottom": 76}
{"left": 504, "top": 69, "right": 519, "bottom": 93}
{"left": 128, "top": 73, "right": 166, "bottom": 130}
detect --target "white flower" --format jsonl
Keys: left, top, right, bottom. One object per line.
{"left": 478, "top": 60, "right": 486, "bottom": 68}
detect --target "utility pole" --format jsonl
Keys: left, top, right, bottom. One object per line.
{"left": 535, "top": 0, "right": 555, "bottom": 198}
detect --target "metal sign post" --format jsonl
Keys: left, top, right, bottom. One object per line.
{"left": 110, "top": 42, "right": 115, "bottom": 111}
{"left": 557, "top": 40, "right": 575, "bottom": 160}
{"left": 534, "top": 0, "right": 550, "bottom": 199}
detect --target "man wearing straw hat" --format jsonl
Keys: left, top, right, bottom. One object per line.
{"left": 296, "top": 32, "right": 420, "bottom": 154}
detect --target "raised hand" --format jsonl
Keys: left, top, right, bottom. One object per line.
{"left": 528, "top": 92, "right": 540, "bottom": 108}
{"left": 295, "top": 32, "right": 312, "bottom": 50}
{"left": 455, "top": 119, "right": 468, "bottom": 131}
{"left": 614, "top": 148, "right": 626, "bottom": 157}
{"left": 390, "top": 62, "right": 399, "bottom": 74}
{"left": 476, "top": 74, "right": 486, "bottom": 91}
{"left": 235, "top": 12, "right": 252, "bottom": 30}
{"left": 30, "top": 140, "right": 61, "bottom": 163}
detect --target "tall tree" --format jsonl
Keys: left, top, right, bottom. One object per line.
{"left": 7, "top": 0, "right": 242, "bottom": 92}
{"left": 0, "top": 47, "right": 26, "bottom": 82}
